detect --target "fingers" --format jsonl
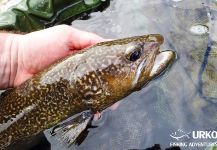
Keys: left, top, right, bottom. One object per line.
{"left": 14, "top": 25, "right": 105, "bottom": 87}
{"left": 19, "top": 25, "right": 104, "bottom": 71}
{"left": 63, "top": 25, "right": 105, "bottom": 50}
{"left": 93, "top": 111, "right": 101, "bottom": 121}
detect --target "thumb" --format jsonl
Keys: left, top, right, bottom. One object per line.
{"left": 66, "top": 27, "right": 105, "bottom": 50}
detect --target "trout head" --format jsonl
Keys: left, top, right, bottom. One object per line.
{"left": 86, "top": 34, "right": 176, "bottom": 111}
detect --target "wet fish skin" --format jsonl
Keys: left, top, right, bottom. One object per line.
{"left": 0, "top": 34, "right": 170, "bottom": 149}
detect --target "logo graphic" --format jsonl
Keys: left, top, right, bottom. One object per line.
{"left": 170, "top": 129, "right": 191, "bottom": 141}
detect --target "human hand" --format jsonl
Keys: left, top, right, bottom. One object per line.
{"left": 0, "top": 25, "right": 104, "bottom": 89}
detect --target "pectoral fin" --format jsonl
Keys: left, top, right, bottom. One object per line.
{"left": 50, "top": 111, "right": 95, "bottom": 147}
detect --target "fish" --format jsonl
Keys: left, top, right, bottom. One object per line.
{"left": 0, "top": 34, "right": 176, "bottom": 149}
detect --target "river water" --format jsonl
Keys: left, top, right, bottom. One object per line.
{"left": 1, "top": 0, "right": 217, "bottom": 150}
{"left": 44, "top": 0, "right": 217, "bottom": 150}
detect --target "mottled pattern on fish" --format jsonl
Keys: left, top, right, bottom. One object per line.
{"left": 0, "top": 34, "right": 174, "bottom": 149}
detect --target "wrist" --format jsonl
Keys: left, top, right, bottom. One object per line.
{"left": 0, "top": 33, "right": 20, "bottom": 89}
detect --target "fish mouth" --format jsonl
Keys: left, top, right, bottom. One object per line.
{"left": 132, "top": 34, "right": 175, "bottom": 88}
{"left": 149, "top": 50, "right": 176, "bottom": 78}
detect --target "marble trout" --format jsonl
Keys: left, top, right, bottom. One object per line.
{"left": 0, "top": 34, "right": 176, "bottom": 149}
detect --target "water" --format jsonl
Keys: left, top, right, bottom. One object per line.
{"left": 44, "top": 0, "right": 217, "bottom": 150}
{"left": 1, "top": 0, "right": 217, "bottom": 149}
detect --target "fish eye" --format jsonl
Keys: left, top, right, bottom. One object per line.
{"left": 128, "top": 49, "right": 142, "bottom": 61}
